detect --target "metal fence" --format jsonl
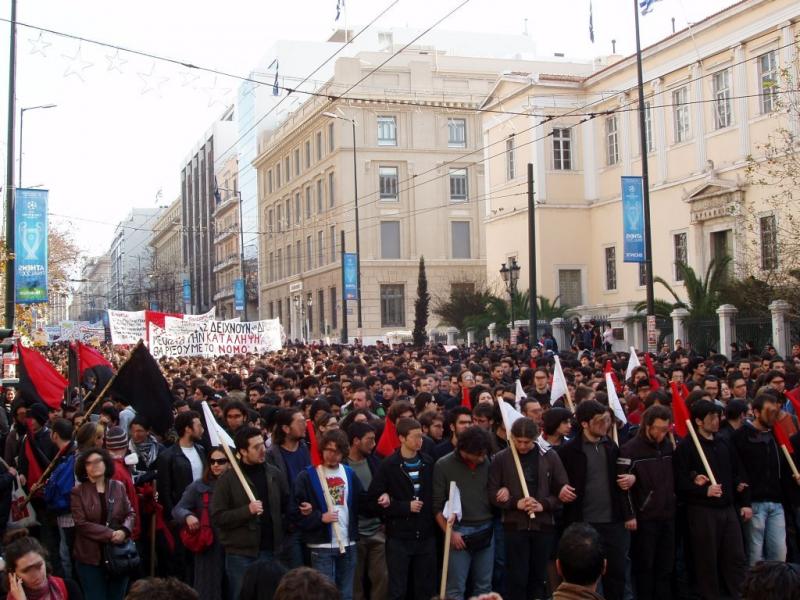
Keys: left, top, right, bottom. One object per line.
{"left": 687, "top": 319, "right": 720, "bottom": 356}
{"left": 735, "top": 316, "right": 772, "bottom": 353}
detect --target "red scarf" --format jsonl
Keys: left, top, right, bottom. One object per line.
{"left": 138, "top": 482, "right": 175, "bottom": 552}
{"left": 25, "top": 576, "right": 66, "bottom": 600}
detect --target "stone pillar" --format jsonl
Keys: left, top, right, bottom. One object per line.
{"left": 428, "top": 331, "right": 436, "bottom": 344}
{"left": 769, "top": 300, "right": 791, "bottom": 359}
{"left": 609, "top": 313, "right": 627, "bottom": 352}
{"left": 671, "top": 307, "right": 690, "bottom": 348}
{"left": 622, "top": 311, "right": 644, "bottom": 350}
{"left": 551, "top": 318, "right": 568, "bottom": 351}
{"left": 717, "top": 304, "right": 738, "bottom": 356}
{"left": 579, "top": 314, "right": 591, "bottom": 326}
{"left": 467, "top": 330, "right": 475, "bottom": 346}
{"left": 488, "top": 323, "right": 497, "bottom": 343}
{"left": 446, "top": 327, "right": 458, "bottom": 346}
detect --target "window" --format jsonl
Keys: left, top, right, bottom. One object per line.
{"left": 505, "top": 136, "right": 516, "bottom": 180}
{"left": 758, "top": 51, "right": 779, "bottom": 114}
{"left": 286, "top": 245, "right": 292, "bottom": 276}
{"left": 606, "top": 116, "right": 619, "bottom": 166}
{"left": 267, "top": 170, "right": 273, "bottom": 194}
{"left": 306, "top": 236, "right": 312, "bottom": 270}
{"left": 285, "top": 198, "right": 291, "bottom": 228}
{"left": 277, "top": 300, "right": 282, "bottom": 324}
{"left": 605, "top": 246, "right": 617, "bottom": 291}
{"left": 558, "top": 269, "right": 582, "bottom": 306}
{"left": 295, "top": 193, "right": 301, "bottom": 224}
{"left": 712, "top": 69, "right": 733, "bottom": 129}
{"left": 638, "top": 263, "right": 647, "bottom": 287}
{"left": 317, "top": 231, "right": 324, "bottom": 267}
{"left": 330, "top": 287, "right": 337, "bottom": 330}
{"left": 314, "top": 179, "right": 322, "bottom": 213}
{"left": 305, "top": 187, "right": 312, "bottom": 219}
{"left": 268, "top": 252, "right": 274, "bottom": 282}
{"left": 380, "top": 284, "right": 405, "bottom": 327}
{"left": 307, "top": 293, "right": 313, "bottom": 334}
{"left": 305, "top": 140, "right": 311, "bottom": 168}
{"left": 380, "top": 221, "right": 401, "bottom": 259}
{"left": 328, "top": 122, "right": 335, "bottom": 152}
{"left": 276, "top": 205, "right": 282, "bottom": 233}
{"left": 267, "top": 209, "right": 273, "bottom": 233}
{"left": 451, "top": 221, "right": 471, "bottom": 259}
{"left": 448, "top": 118, "right": 466, "bottom": 147}
{"left": 284, "top": 156, "right": 291, "bottom": 182}
{"left": 296, "top": 240, "right": 301, "bottom": 274}
{"left": 673, "top": 232, "right": 687, "bottom": 281}
{"left": 329, "top": 225, "right": 336, "bottom": 263}
{"left": 328, "top": 172, "right": 335, "bottom": 208}
{"left": 316, "top": 131, "right": 323, "bottom": 160}
{"left": 269, "top": 301, "right": 274, "bottom": 319}
{"left": 377, "top": 116, "right": 397, "bottom": 146}
{"left": 552, "top": 128, "right": 572, "bottom": 170}
{"left": 276, "top": 249, "right": 282, "bottom": 280}
{"left": 318, "top": 290, "right": 325, "bottom": 334}
{"left": 294, "top": 149, "right": 300, "bottom": 176}
{"left": 449, "top": 169, "right": 468, "bottom": 202}
{"left": 760, "top": 215, "right": 778, "bottom": 270}
{"left": 673, "top": 87, "right": 691, "bottom": 143}
{"left": 644, "top": 102, "right": 654, "bottom": 153}
{"left": 276, "top": 163, "right": 281, "bottom": 188}
{"left": 379, "top": 167, "right": 399, "bottom": 201}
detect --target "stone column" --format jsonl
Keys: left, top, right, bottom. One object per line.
{"left": 671, "top": 307, "right": 690, "bottom": 347}
{"left": 488, "top": 323, "right": 497, "bottom": 343}
{"left": 609, "top": 313, "right": 627, "bottom": 352}
{"left": 717, "top": 304, "right": 738, "bottom": 356}
{"left": 551, "top": 318, "right": 568, "bottom": 351}
{"left": 622, "top": 311, "right": 644, "bottom": 350}
{"left": 467, "top": 330, "right": 475, "bottom": 346}
{"left": 446, "top": 327, "right": 458, "bottom": 346}
{"left": 769, "top": 299, "right": 791, "bottom": 359}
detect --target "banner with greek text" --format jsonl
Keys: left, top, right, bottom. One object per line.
{"left": 149, "top": 318, "right": 283, "bottom": 357}
{"left": 108, "top": 310, "right": 146, "bottom": 345}
{"left": 14, "top": 188, "right": 49, "bottom": 304}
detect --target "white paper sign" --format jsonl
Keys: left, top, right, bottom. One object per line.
{"left": 108, "top": 310, "right": 146, "bottom": 345}
{"left": 149, "top": 318, "right": 283, "bottom": 357}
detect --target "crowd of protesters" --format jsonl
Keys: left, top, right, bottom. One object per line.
{"left": 0, "top": 335, "right": 799, "bottom": 600}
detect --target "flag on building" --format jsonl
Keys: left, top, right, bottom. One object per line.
{"left": 17, "top": 343, "right": 67, "bottom": 410}
{"left": 589, "top": 1, "right": 595, "bottom": 43}
{"left": 550, "top": 355, "right": 569, "bottom": 406}
{"left": 639, "top": 0, "right": 663, "bottom": 15}
{"left": 336, "top": 0, "right": 345, "bottom": 21}
{"left": 272, "top": 60, "right": 280, "bottom": 96}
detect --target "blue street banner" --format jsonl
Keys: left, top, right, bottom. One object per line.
{"left": 621, "top": 176, "right": 645, "bottom": 263}
{"left": 344, "top": 253, "right": 358, "bottom": 300}
{"left": 234, "top": 278, "right": 245, "bottom": 311}
{"left": 182, "top": 279, "right": 191, "bottom": 303}
{"left": 14, "top": 188, "right": 49, "bottom": 304}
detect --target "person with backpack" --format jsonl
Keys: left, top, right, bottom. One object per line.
{"left": 44, "top": 418, "right": 77, "bottom": 581}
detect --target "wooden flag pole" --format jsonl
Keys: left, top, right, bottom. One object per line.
{"left": 218, "top": 435, "right": 256, "bottom": 503}
{"left": 780, "top": 445, "right": 800, "bottom": 478}
{"left": 315, "top": 465, "right": 346, "bottom": 554}
{"left": 508, "top": 434, "right": 535, "bottom": 519}
{"left": 612, "top": 423, "right": 619, "bottom": 446}
{"left": 149, "top": 480, "right": 158, "bottom": 576}
{"left": 684, "top": 419, "right": 718, "bottom": 486}
{"left": 564, "top": 387, "right": 575, "bottom": 413}
{"left": 440, "top": 482, "right": 457, "bottom": 600}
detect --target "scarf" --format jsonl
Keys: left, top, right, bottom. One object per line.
{"left": 133, "top": 436, "right": 159, "bottom": 468}
{"left": 25, "top": 576, "right": 66, "bottom": 600}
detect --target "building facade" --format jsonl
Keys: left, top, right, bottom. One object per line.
{"left": 212, "top": 154, "right": 247, "bottom": 319}
{"left": 150, "top": 197, "right": 184, "bottom": 313}
{"left": 482, "top": 0, "right": 799, "bottom": 346}
{"left": 70, "top": 254, "right": 111, "bottom": 322}
{"left": 255, "top": 49, "right": 592, "bottom": 342}
{"left": 108, "top": 208, "right": 162, "bottom": 311}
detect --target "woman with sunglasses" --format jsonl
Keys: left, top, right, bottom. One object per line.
{"left": 173, "top": 446, "right": 230, "bottom": 600}
{"left": 4, "top": 530, "right": 83, "bottom": 600}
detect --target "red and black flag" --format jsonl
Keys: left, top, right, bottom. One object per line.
{"left": 109, "top": 342, "right": 174, "bottom": 437}
{"left": 75, "top": 341, "right": 114, "bottom": 393}
{"left": 17, "top": 343, "right": 67, "bottom": 410}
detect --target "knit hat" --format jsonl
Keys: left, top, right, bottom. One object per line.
{"left": 105, "top": 426, "right": 129, "bottom": 451}
{"left": 29, "top": 402, "right": 49, "bottom": 426}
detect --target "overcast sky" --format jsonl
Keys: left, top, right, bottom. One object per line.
{"left": 0, "top": 0, "right": 739, "bottom": 258}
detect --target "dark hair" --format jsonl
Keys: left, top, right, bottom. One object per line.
{"left": 51, "top": 418, "right": 73, "bottom": 442}
{"left": 456, "top": 426, "right": 491, "bottom": 455}
{"left": 4, "top": 532, "right": 48, "bottom": 575}
{"left": 574, "top": 385, "right": 596, "bottom": 403}
{"left": 557, "top": 523, "right": 605, "bottom": 586}
{"left": 639, "top": 405, "right": 672, "bottom": 435}
{"left": 234, "top": 426, "right": 264, "bottom": 452}
{"left": 543, "top": 407, "right": 573, "bottom": 435}
{"left": 741, "top": 561, "right": 800, "bottom": 600}
{"left": 273, "top": 408, "right": 302, "bottom": 446}
{"left": 203, "top": 446, "right": 228, "bottom": 483}
{"left": 445, "top": 406, "right": 472, "bottom": 434}
{"left": 300, "top": 375, "right": 320, "bottom": 393}
{"left": 387, "top": 400, "right": 414, "bottom": 422}
{"left": 273, "top": 566, "right": 341, "bottom": 600}
{"left": 510, "top": 417, "right": 539, "bottom": 439}
{"left": 174, "top": 411, "right": 200, "bottom": 438}
{"left": 725, "top": 399, "right": 749, "bottom": 421}
{"left": 413, "top": 392, "right": 435, "bottom": 414}
{"left": 690, "top": 399, "right": 722, "bottom": 424}
{"left": 196, "top": 385, "right": 216, "bottom": 401}
{"left": 100, "top": 405, "right": 119, "bottom": 423}
{"left": 346, "top": 421, "right": 374, "bottom": 444}
{"left": 75, "top": 448, "right": 115, "bottom": 482}
{"left": 308, "top": 398, "right": 332, "bottom": 423}
{"left": 126, "top": 577, "right": 199, "bottom": 600}
{"left": 575, "top": 400, "right": 607, "bottom": 427}
{"left": 752, "top": 393, "right": 778, "bottom": 413}
{"left": 472, "top": 402, "right": 495, "bottom": 422}
{"left": 418, "top": 410, "right": 443, "bottom": 429}
{"left": 130, "top": 415, "right": 151, "bottom": 430}
{"left": 223, "top": 400, "right": 248, "bottom": 418}
{"left": 319, "top": 429, "right": 349, "bottom": 457}
{"left": 396, "top": 417, "right": 422, "bottom": 438}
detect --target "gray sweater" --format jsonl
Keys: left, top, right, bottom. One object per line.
{"left": 173, "top": 478, "right": 215, "bottom": 525}
{"left": 433, "top": 451, "right": 492, "bottom": 525}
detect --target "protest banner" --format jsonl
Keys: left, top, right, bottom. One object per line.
{"left": 149, "top": 318, "right": 283, "bottom": 358}
{"left": 108, "top": 310, "right": 146, "bottom": 344}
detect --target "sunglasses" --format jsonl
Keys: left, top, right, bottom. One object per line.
{"left": 209, "top": 458, "right": 229, "bottom": 466}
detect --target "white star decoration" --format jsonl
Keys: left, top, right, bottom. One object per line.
{"left": 202, "top": 77, "right": 232, "bottom": 108}
{"left": 105, "top": 50, "right": 127, "bottom": 74}
{"left": 62, "top": 45, "right": 93, "bottom": 81}
{"left": 28, "top": 32, "right": 51, "bottom": 57}
{"left": 179, "top": 70, "right": 201, "bottom": 89}
{"left": 137, "top": 63, "right": 169, "bottom": 96}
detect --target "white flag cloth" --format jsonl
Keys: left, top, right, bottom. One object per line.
{"left": 202, "top": 401, "right": 235, "bottom": 448}
{"left": 500, "top": 399, "right": 525, "bottom": 433}
{"left": 515, "top": 379, "right": 527, "bottom": 411}
{"left": 625, "top": 346, "right": 641, "bottom": 381}
{"left": 442, "top": 481, "right": 462, "bottom": 523}
{"left": 550, "top": 355, "right": 569, "bottom": 406}
{"left": 605, "top": 373, "right": 628, "bottom": 425}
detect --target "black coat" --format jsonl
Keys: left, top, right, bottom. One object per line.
{"left": 732, "top": 423, "right": 792, "bottom": 504}
{"left": 156, "top": 442, "right": 207, "bottom": 519}
{"left": 620, "top": 433, "right": 675, "bottom": 521}
{"left": 673, "top": 433, "right": 749, "bottom": 509}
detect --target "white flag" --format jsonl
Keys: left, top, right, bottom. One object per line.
{"left": 442, "top": 481, "right": 462, "bottom": 523}
{"left": 625, "top": 346, "right": 641, "bottom": 381}
{"left": 515, "top": 379, "right": 527, "bottom": 411}
{"left": 605, "top": 373, "right": 627, "bottom": 425}
{"left": 550, "top": 355, "right": 569, "bottom": 406}
{"left": 500, "top": 399, "right": 526, "bottom": 433}
{"left": 202, "top": 401, "right": 235, "bottom": 448}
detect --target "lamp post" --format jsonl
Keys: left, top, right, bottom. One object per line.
{"left": 216, "top": 187, "right": 247, "bottom": 321}
{"left": 19, "top": 104, "right": 56, "bottom": 187}
{"left": 307, "top": 295, "right": 313, "bottom": 342}
{"left": 322, "top": 111, "right": 362, "bottom": 333}
{"left": 500, "top": 258, "right": 521, "bottom": 339}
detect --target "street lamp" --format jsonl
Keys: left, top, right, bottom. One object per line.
{"left": 19, "top": 104, "right": 56, "bottom": 187}
{"left": 306, "top": 296, "right": 313, "bottom": 342}
{"left": 500, "top": 258, "right": 521, "bottom": 339}
{"left": 322, "top": 111, "right": 362, "bottom": 334}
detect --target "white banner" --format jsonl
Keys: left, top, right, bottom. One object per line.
{"left": 108, "top": 310, "right": 146, "bottom": 345}
{"left": 149, "top": 319, "right": 283, "bottom": 357}
{"left": 60, "top": 320, "right": 106, "bottom": 344}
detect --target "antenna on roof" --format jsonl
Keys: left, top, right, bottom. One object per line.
{"left": 612, "top": 39, "right": 617, "bottom": 54}
{"left": 523, "top": 18, "right": 529, "bottom": 37}
{"left": 672, "top": 17, "right": 676, "bottom": 33}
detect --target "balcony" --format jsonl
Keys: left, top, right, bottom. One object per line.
{"left": 213, "top": 287, "right": 234, "bottom": 301}
{"left": 213, "top": 253, "right": 239, "bottom": 273}
{"left": 213, "top": 193, "right": 240, "bottom": 217}
{"left": 214, "top": 227, "right": 237, "bottom": 244}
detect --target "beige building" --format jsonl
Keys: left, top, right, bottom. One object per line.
{"left": 70, "top": 254, "right": 111, "bottom": 322}
{"left": 212, "top": 154, "right": 243, "bottom": 319}
{"left": 150, "top": 197, "right": 184, "bottom": 313}
{"left": 482, "top": 0, "right": 799, "bottom": 346}
{"left": 255, "top": 49, "right": 593, "bottom": 342}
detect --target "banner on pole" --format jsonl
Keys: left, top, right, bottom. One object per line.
{"left": 14, "top": 188, "right": 49, "bottom": 304}
{"left": 234, "top": 278, "right": 245, "bottom": 312}
{"left": 182, "top": 279, "right": 191, "bottom": 304}
{"left": 621, "top": 176, "right": 645, "bottom": 263}
{"left": 149, "top": 318, "right": 283, "bottom": 357}
{"left": 344, "top": 253, "right": 358, "bottom": 300}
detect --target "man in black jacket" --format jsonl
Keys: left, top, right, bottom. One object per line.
{"left": 674, "top": 399, "right": 749, "bottom": 600}
{"left": 368, "top": 417, "right": 436, "bottom": 600}
{"left": 620, "top": 405, "right": 675, "bottom": 600}
{"left": 556, "top": 400, "right": 636, "bottom": 600}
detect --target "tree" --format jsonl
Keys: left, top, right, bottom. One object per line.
{"left": 412, "top": 256, "right": 430, "bottom": 346}
{"left": 536, "top": 295, "right": 572, "bottom": 320}
{"left": 654, "top": 258, "right": 731, "bottom": 319}
{"left": 433, "top": 284, "right": 491, "bottom": 336}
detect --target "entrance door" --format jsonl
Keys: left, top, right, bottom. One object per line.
{"left": 710, "top": 229, "right": 732, "bottom": 278}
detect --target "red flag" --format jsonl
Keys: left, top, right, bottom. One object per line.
{"left": 375, "top": 416, "right": 400, "bottom": 458}
{"left": 306, "top": 419, "right": 322, "bottom": 467}
{"left": 17, "top": 344, "right": 67, "bottom": 410}
{"left": 774, "top": 422, "right": 794, "bottom": 454}
{"left": 670, "top": 382, "right": 691, "bottom": 438}
{"left": 604, "top": 360, "right": 622, "bottom": 394}
{"left": 76, "top": 341, "right": 114, "bottom": 393}
{"left": 785, "top": 387, "right": 800, "bottom": 416}
{"left": 644, "top": 353, "right": 661, "bottom": 390}
{"left": 22, "top": 421, "right": 45, "bottom": 491}
{"left": 461, "top": 386, "right": 472, "bottom": 409}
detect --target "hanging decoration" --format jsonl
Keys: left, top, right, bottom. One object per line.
{"left": 62, "top": 43, "right": 93, "bottom": 81}
{"left": 28, "top": 32, "right": 51, "bottom": 57}
{"left": 137, "top": 63, "right": 169, "bottom": 96}
{"left": 105, "top": 49, "right": 127, "bottom": 74}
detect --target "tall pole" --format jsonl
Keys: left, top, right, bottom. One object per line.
{"left": 340, "top": 230, "right": 348, "bottom": 344}
{"left": 237, "top": 191, "right": 247, "bottom": 321}
{"left": 4, "top": 0, "right": 17, "bottom": 329}
{"left": 352, "top": 120, "right": 363, "bottom": 333}
{"left": 634, "top": 0, "right": 655, "bottom": 317}
{"left": 527, "top": 163, "right": 537, "bottom": 341}
{"left": 509, "top": 288, "right": 515, "bottom": 336}
{"left": 17, "top": 108, "right": 23, "bottom": 187}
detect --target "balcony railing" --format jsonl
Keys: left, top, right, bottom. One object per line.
{"left": 213, "top": 287, "right": 234, "bottom": 301}
{"left": 213, "top": 227, "right": 238, "bottom": 244}
{"left": 213, "top": 254, "right": 240, "bottom": 272}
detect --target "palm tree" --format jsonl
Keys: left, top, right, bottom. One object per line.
{"left": 655, "top": 257, "right": 731, "bottom": 319}
{"left": 536, "top": 295, "right": 571, "bottom": 320}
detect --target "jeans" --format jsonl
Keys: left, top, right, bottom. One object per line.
{"left": 746, "top": 501, "right": 787, "bottom": 565}
{"left": 310, "top": 544, "right": 357, "bottom": 600}
{"left": 445, "top": 522, "right": 494, "bottom": 600}
{"left": 504, "top": 528, "right": 553, "bottom": 600}
{"left": 385, "top": 536, "right": 436, "bottom": 600}
{"left": 58, "top": 526, "right": 75, "bottom": 580}
{"left": 225, "top": 550, "right": 274, "bottom": 600}
{"left": 354, "top": 531, "right": 388, "bottom": 600}
{"left": 75, "top": 561, "right": 128, "bottom": 600}
{"left": 280, "top": 528, "right": 306, "bottom": 568}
